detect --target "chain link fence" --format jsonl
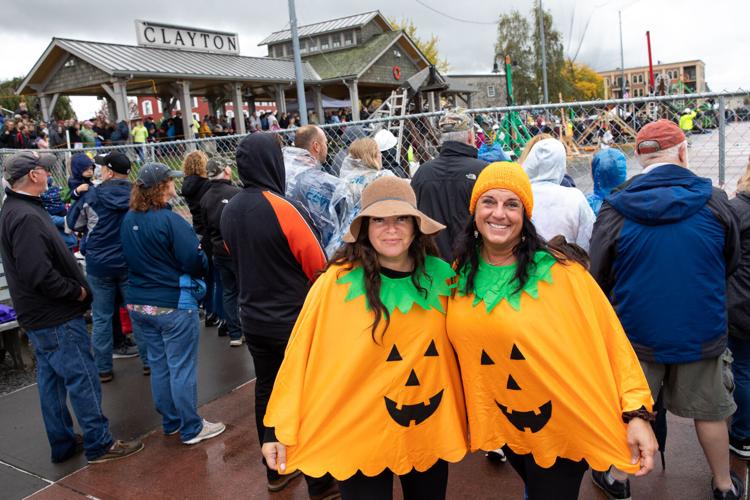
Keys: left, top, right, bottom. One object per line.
{"left": 2, "top": 90, "right": 749, "bottom": 220}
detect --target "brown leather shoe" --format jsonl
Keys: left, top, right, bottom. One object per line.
{"left": 88, "top": 439, "right": 144, "bottom": 464}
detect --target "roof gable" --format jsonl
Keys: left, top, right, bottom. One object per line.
{"left": 258, "top": 11, "right": 390, "bottom": 46}
{"left": 18, "top": 38, "right": 321, "bottom": 95}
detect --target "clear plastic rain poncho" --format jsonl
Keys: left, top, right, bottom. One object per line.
{"left": 283, "top": 147, "right": 355, "bottom": 257}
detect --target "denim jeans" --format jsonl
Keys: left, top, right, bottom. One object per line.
{"left": 26, "top": 316, "right": 114, "bottom": 461}
{"left": 730, "top": 336, "right": 750, "bottom": 440}
{"left": 129, "top": 308, "right": 203, "bottom": 441}
{"left": 88, "top": 273, "right": 148, "bottom": 374}
{"left": 203, "top": 257, "right": 224, "bottom": 319}
{"left": 214, "top": 256, "right": 241, "bottom": 340}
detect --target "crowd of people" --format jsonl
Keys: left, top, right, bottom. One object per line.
{"left": 1, "top": 106, "right": 749, "bottom": 500}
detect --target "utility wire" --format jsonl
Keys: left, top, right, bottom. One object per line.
{"left": 414, "top": 0, "right": 497, "bottom": 25}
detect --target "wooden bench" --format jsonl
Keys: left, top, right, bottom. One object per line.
{"left": 0, "top": 260, "right": 25, "bottom": 369}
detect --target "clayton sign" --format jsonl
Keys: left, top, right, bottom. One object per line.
{"left": 135, "top": 20, "right": 239, "bottom": 55}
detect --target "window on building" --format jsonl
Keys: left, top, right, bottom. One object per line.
{"left": 307, "top": 37, "right": 318, "bottom": 51}
{"left": 192, "top": 97, "right": 198, "bottom": 108}
{"left": 300, "top": 39, "right": 307, "bottom": 53}
{"left": 143, "top": 101, "right": 153, "bottom": 116}
{"left": 332, "top": 34, "right": 341, "bottom": 48}
{"left": 321, "top": 36, "right": 330, "bottom": 50}
{"left": 344, "top": 31, "right": 354, "bottom": 45}
{"left": 487, "top": 85, "right": 496, "bottom": 98}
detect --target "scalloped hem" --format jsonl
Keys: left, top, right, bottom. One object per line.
{"left": 473, "top": 442, "right": 640, "bottom": 475}
{"left": 279, "top": 448, "right": 468, "bottom": 481}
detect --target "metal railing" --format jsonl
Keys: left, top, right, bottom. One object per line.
{"left": 2, "top": 90, "right": 749, "bottom": 218}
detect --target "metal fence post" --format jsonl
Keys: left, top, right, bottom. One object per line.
{"left": 718, "top": 96, "right": 726, "bottom": 187}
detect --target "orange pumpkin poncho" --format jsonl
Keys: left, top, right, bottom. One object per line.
{"left": 264, "top": 256, "right": 468, "bottom": 479}
{"left": 447, "top": 251, "right": 652, "bottom": 473}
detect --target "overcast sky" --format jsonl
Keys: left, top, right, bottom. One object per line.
{"left": 3, "top": 0, "right": 747, "bottom": 118}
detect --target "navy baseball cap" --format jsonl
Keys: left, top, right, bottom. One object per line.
{"left": 136, "top": 162, "right": 183, "bottom": 188}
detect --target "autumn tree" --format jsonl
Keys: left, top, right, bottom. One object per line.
{"left": 561, "top": 61, "right": 604, "bottom": 101}
{"left": 389, "top": 18, "right": 450, "bottom": 73}
{"left": 0, "top": 77, "right": 76, "bottom": 120}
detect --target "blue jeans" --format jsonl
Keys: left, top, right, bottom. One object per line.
{"left": 88, "top": 273, "right": 148, "bottom": 373}
{"left": 26, "top": 316, "right": 114, "bottom": 461}
{"left": 129, "top": 308, "right": 202, "bottom": 441}
{"left": 214, "top": 257, "right": 241, "bottom": 340}
{"left": 730, "top": 336, "right": 750, "bottom": 440}
{"left": 203, "top": 257, "right": 224, "bottom": 319}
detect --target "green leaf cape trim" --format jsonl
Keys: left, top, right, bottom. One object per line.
{"left": 457, "top": 250, "right": 555, "bottom": 312}
{"left": 336, "top": 255, "right": 455, "bottom": 315}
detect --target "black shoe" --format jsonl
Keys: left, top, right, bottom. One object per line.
{"left": 143, "top": 366, "right": 151, "bottom": 376}
{"left": 267, "top": 469, "right": 302, "bottom": 492}
{"left": 51, "top": 434, "right": 83, "bottom": 463}
{"left": 486, "top": 448, "right": 507, "bottom": 463}
{"left": 217, "top": 320, "right": 229, "bottom": 337}
{"left": 730, "top": 434, "right": 750, "bottom": 459}
{"left": 204, "top": 313, "right": 220, "bottom": 327}
{"left": 592, "top": 470, "right": 631, "bottom": 500}
{"left": 99, "top": 371, "right": 114, "bottom": 383}
{"left": 713, "top": 471, "right": 744, "bottom": 500}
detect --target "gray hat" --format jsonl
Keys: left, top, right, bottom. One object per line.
{"left": 3, "top": 150, "right": 47, "bottom": 183}
{"left": 439, "top": 109, "right": 473, "bottom": 133}
{"left": 135, "top": 162, "right": 183, "bottom": 188}
{"left": 206, "top": 158, "right": 228, "bottom": 177}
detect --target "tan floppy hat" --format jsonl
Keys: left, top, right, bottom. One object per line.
{"left": 343, "top": 176, "right": 445, "bottom": 242}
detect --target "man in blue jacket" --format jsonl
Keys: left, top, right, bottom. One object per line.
{"left": 590, "top": 120, "right": 742, "bottom": 500}
{"left": 67, "top": 152, "right": 147, "bottom": 383}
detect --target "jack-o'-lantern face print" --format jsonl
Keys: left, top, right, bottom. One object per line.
{"left": 383, "top": 339, "right": 444, "bottom": 427}
{"left": 482, "top": 344, "right": 552, "bottom": 433}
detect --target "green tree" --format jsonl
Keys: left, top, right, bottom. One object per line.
{"left": 389, "top": 18, "right": 450, "bottom": 73}
{"left": 495, "top": 10, "right": 535, "bottom": 104}
{"left": 496, "top": 3, "right": 589, "bottom": 104}
{"left": 0, "top": 77, "right": 76, "bottom": 121}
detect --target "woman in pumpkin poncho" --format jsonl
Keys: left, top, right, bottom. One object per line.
{"left": 262, "top": 176, "right": 467, "bottom": 499}
{"left": 446, "top": 162, "right": 657, "bottom": 500}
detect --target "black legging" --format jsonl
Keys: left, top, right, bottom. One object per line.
{"left": 338, "top": 460, "right": 449, "bottom": 500}
{"left": 245, "top": 334, "right": 334, "bottom": 496}
{"left": 503, "top": 446, "right": 588, "bottom": 500}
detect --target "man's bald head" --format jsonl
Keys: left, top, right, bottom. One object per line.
{"left": 294, "top": 125, "right": 328, "bottom": 164}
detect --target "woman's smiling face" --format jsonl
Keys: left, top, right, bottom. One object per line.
{"left": 474, "top": 189, "right": 524, "bottom": 252}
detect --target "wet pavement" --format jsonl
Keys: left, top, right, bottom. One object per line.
{"left": 1, "top": 323, "right": 748, "bottom": 499}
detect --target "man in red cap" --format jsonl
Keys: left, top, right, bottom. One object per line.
{"left": 589, "top": 119, "right": 743, "bottom": 499}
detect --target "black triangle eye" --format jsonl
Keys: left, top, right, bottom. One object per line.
{"left": 481, "top": 349, "right": 495, "bottom": 365}
{"left": 507, "top": 374, "right": 521, "bottom": 390}
{"left": 387, "top": 344, "right": 402, "bottom": 362}
{"left": 424, "top": 340, "right": 438, "bottom": 357}
{"left": 510, "top": 344, "right": 525, "bottom": 360}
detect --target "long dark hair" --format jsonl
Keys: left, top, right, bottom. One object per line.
{"left": 454, "top": 214, "right": 589, "bottom": 297}
{"left": 326, "top": 217, "right": 440, "bottom": 342}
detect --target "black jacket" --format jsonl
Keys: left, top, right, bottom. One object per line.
{"left": 728, "top": 193, "right": 750, "bottom": 340}
{"left": 180, "top": 175, "right": 211, "bottom": 241}
{"left": 221, "top": 133, "right": 326, "bottom": 340}
{"left": 0, "top": 189, "right": 92, "bottom": 329}
{"left": 411, "top": 141, "right": 488, "bottom": 261}
{"left": 200, "top": 179, "right": 241, "bottom": 259}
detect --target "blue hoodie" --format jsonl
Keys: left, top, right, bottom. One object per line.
{"left": 68, "top": 154, "right": 94, "bottom": 200}
{"left": 67, "top": 178, "right": 132, "bottom": 277}
{"left": 590, "top": 164, "right": 740, "bottom": 363}
{"left": 587, "top": 148, "right": 627, "bottom": 215}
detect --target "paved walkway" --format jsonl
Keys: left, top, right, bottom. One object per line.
{"left": 1, "top": 326, "right": 748, "bottom": 499}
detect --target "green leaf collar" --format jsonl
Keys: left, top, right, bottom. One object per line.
{"left": 336, "top": 255, "right": 455, "bottom": 314}
{"left": 457, "top": 250, "right": 556, "bottom": 312}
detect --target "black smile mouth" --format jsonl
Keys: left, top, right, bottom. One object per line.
{"left": 496, "top": 400, "right": 552, "bottom": 433}
{"left": 384, "top": 389, "right": 444, "bottom": 427}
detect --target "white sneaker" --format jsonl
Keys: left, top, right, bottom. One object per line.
{"left": 229, "top": 337, "right": 244, "bottom": 347}
{"left": 183, "top": 419, "right": 226, "bottom": 445}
